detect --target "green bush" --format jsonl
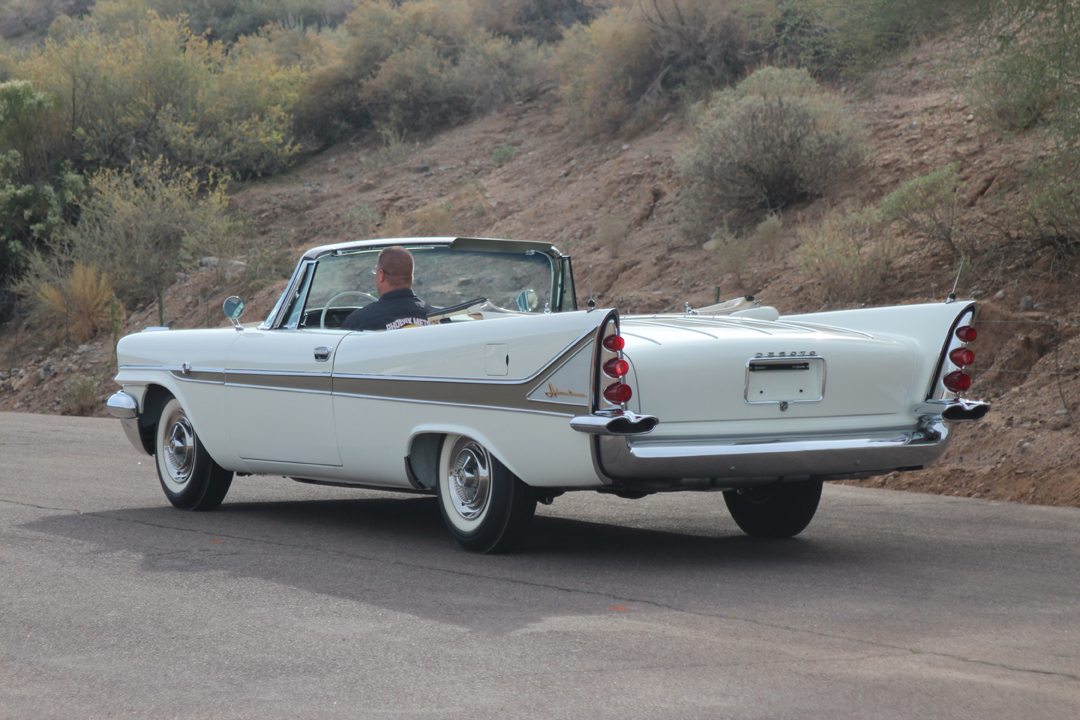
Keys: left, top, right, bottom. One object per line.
{"left": 491, "top": 144, "right": 518, "bottom": 166}
{"left": 878, "top": 164, "right": 961, "bottom": 255}
{"left": 678, "top": 67, "right": 864, "bottom": 232}
{"left": 11, "top": 11, "right": 304, "bottom": 178}
{"left": 0, "top": 146, "right": 83, "bottom": 319}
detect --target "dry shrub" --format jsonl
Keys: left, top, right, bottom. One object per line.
{"left": 555, "top": 8, "right": 659, "bottom": 137}
{"left": 797, "top": 209, "right": 895, "bottom": 304}
{"left": 33, "top": 262, "right": 118, "bottom": 343}
{"left": 1020, "top": 172, "right": 1080, "bottom": 268}
{"left": 297, "top": 0, "right": 543, "bottom": 143}
{"left": 752, "top": 212, "right": 784, "bottom": 260}
{"left": 59, "top": 374, "right": 100, "bottom": 416}
{"left": 704, "top": 225, "right": 750, "bottom": 282}
{"left": 970, "top": 49, "right": 1059, "bottom": 132}
{"left": 466, "top": 0, "right": 596, "bottom": 43}
{"left": 593, "top": 215, "right": 629, "bottom": 250}
{"left": 388, "top": 183, "right": 493, "bottom": 237}
{"left": 555, "top": 0, "right": 771, "bottom": 137}
{"left": 678, "top": 66, "right": 864, "bottom": 233}
{"left": 878, "top": 164, "right": 961, "bottom": 255}
{"left": 239, "top": 240, "right": 294, "bottom": 296}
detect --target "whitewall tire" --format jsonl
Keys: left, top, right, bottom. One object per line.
{"left": 155, "top": 398, "right": 233, "bottom": 511}
{"left": 437, "top": 435, "right": 536, "bottom": 553}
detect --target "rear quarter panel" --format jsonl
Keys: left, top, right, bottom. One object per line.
{"left": 328, "top": 311, "right": 609, "bottom": 487}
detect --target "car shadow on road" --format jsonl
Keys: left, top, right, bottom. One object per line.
{"left": 20, "top": 494, "right": 870, "bottom": 632}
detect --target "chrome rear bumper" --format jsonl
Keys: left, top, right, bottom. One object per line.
{"left": 595, "top": 421, "right": 951, "bottom": 487}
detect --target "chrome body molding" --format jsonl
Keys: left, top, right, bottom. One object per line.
{"left": 595, "top": 422, "right": 951, "bottom": 487}
{"left": 106, "top": 391, "right": 143, "bottom": 453}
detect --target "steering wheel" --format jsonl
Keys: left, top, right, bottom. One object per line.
{"left": 319, "top": 290, "right": 378, "bottom": 328}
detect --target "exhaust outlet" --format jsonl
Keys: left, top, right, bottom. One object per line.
{"left": 571, "top": 411, "right": 659, "bottom": 436}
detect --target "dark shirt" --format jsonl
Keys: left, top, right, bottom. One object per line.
{"left": 341, "top": 288, "right": 432, "bottom": 331}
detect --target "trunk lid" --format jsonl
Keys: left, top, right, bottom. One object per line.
{"left": 620, "top": 315, "right": 918, "bottom": 428}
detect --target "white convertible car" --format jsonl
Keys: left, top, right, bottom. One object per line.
{"left": 107, "top": 237, "right": 988, "bottom": 552}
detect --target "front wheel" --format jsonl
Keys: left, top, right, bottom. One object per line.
{"left": 723, "top": 480, "right": 823, "bottom": 538}
{"left": 437, "top": 435, "right": 536, "bottom": 553}
{"left": 155, "top": 398, "right": 233, "bottom": 511}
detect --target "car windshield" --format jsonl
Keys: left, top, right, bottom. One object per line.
{"left": 290, "top": 246, "right": 557, "bottom": 329}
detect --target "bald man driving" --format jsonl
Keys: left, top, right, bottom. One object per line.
{"left": 342, "top": 246, "right": 432, "bottom": 331}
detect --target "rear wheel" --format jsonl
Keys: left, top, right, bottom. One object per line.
{"left": 155, "top": 398, "right": 233, "bottom": 511}
{"left": 437, "top": 435, "right": 536, "bottom": 553}
{"left": 723, "top": 480, "right": 823, "bottom": 538}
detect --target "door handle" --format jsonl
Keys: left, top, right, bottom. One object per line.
{"left": 314, "top": 346, "right": 332, "bottom": 362}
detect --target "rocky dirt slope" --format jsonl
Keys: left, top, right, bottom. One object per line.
{"left": 2, "top": 39, "right": 1077, "bottom": 507}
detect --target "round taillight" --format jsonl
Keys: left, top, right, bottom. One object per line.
{"left": 603, "top": 382, "right": 632, "bottom": 404}
{"left": 949, "top": 347, "right": 975, "bottom": 367}
{"left": 602, "top": 334, "right": 625, "bottom": 352}
{"left": 943, "top": 370, "right": 972, "bottom": 393}
{"left": 955, "top": 325, "right": 977, "bottom": 342}
{"left": 603, "top": 358, "right": 630, "bottom": 378}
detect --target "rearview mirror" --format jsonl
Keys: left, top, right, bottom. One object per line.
{"left": 516, "top": 288, "right": 539, "bottom": 313}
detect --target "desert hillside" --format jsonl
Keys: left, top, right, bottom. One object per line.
{"left": 1, "top": 2, "right": 1078, "bottom": 507}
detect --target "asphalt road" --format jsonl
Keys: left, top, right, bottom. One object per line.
{"left": 2, "top": 411, "right": 1079, "bottom": 719}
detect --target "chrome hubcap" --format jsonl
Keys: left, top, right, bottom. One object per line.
{"left": 448, "top": 441, "right": 492, "bottom": 521}
{"left": 163, "top": 416, "right": 196, "bottom": 486}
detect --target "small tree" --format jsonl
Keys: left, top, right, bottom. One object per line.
{"left": 61, "top": 158, "right": 235, "bottom": 325}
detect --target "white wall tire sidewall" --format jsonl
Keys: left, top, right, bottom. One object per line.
{"left": 438, "top": 434, "right": 493, "bottom": 536}
{"left": 156, "top": 398, "right": 197, "bottom": 497}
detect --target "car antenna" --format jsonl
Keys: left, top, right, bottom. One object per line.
{"left": 587, "top": 284, "right": 596, "bottom": 312}
{"left": 946, "top": 258, "right": 964, "bottom": 304}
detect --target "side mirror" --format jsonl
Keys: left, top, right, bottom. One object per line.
{"left": 516, "top": 288, "right": 539, "bottom": 313}
{"left": 223, "top": 295, "right": 245, "bottom": 330}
